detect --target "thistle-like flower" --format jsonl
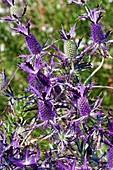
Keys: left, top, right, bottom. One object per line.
{"left": 12, "top": 21, "right": 42, "bottom": 55}
{"left": 1, "top": 0, "right": 27, "bottom": 21}
{"left": 77, "top": 95, "right": 91, "bottom": 116}
{"left": 38, "top": 99, "right": 56, "bottom": 121}
{"left": 76, "top": 84, "right": 91, "bottom": 115}
{"left": 107, "top": 119, "right": 113, "bottom": 144}
{"left": 60, "top": 24, "right": 77, "bottom": 59}
{"left": 107, "top": 146, "right": 113, "bottom": 169}
{"left": 52, "top": 24, "right": 91, "bottom": 73}
{"left": 19, "top": 56, "right": 50, "bottom": 96}
{"left": 108, "top": 119, "right": 113, "bottom": 135}
{"left": 79, "top": 4, "right": 113, "bottom": 57}
{"left": 25, "top": 33, "right": 42, "bottom": 55}
{"left": 71, "top": 83, "right": 102, "bottom": 116}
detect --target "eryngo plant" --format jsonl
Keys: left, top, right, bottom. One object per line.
{"left": 79, "top": 3, "right": 113, "bottom": 57}
{"left": 0, "top": 0, "right": 113, "bottom": 169}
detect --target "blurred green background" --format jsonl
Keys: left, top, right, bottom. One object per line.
{"left": 0, "top": 0, "right": 113, "bottom": 113}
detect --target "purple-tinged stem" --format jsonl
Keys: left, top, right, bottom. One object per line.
{"left": 92, "top": 85, "right": 113, "bottom": 90}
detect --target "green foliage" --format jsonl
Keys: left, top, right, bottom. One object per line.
{"left": 0, "top": 0, "right": 113, "bottom": 111}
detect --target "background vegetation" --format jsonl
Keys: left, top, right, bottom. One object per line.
{"left": 0, "top": 0, "right": 113, "bottom": 114}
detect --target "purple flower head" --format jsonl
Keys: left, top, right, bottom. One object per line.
{"left": 91, "top": 23, "right": 105, "bottom": 43}
{"left": 0, "top": 126, "right": 41, "bottom": 169}
{"left": 19, "top": 56, "right": 64, "bottom": 105}
{"left": 74, "top": 83, "right": 92, "bottom": 116}
{"left": 12, "top": 21, "right": 42, "bottom": 55}
{"left": 83, "top": 4, "right": 105, "bottom": 43}
{"left": 73, "top": 83, "right": 102, "bottom": 117}
{"left": 77, "top": 96, "right": 91, "bottom": 116}
{"left": 107, "top": 146, "right": 113, "bottom": 169}
{"left": 108, "top": 119, "right": 113, "bottom": 135}
{"left": 25, "top": 33, "right": 42, "bottom": 55}
{"left": 19, "top": 55, "right": 50, "bottom": 96}
{"left": 107, "top": 119, "right": 113, "bottom": 144}
{"left": 38, "top": 99, "right": 56, "bottom": 121}
{"left": 79, "top": 4, "right": 113, "bottom": 57}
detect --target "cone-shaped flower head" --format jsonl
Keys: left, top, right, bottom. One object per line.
{"left": 72, "top": 83, "right": 93, "bottom": 116}
{"left": 60, "top": 24, "right": 76, "bottom": 58}
{"left": 108, "top": 119, "right": 113, "bottom": 135}
{"left": 77, "top": 96, "right": 91, "bottom": 116}
{"left": 77, "top": 84, "right": 91, "bottom": 116}
{"left": 19, "top": 56, "right": 50, "bottom": 96}
{"left": 72, "top": 83, "right": 102, "bottom": 117}
{"left": 108, "top": 119, "right": 113, "bottom": 144}
{"left": 82, "top": 5, "right": 105, "bottom": 43}
{"left": 107, "top": 146, "right": 113, "bottom": 169}
{"left": 25, "top": 33, "right": 42, "bottom": 55}
{"left": 12, "top": 21, "right": 42, "bottom": 55}
{"left": 91, "top": 23, "right": 105, "bottom": 43}
{"left": 79, "top": 4, "right": 113, "bottom": 57}
{"left": 38, "top": 99, "right": 56, "bottom": 121}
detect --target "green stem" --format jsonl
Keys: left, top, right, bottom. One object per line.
{"left": 92, "top": 85, "right": 113, "bottom": 90}
{"left": 84, "top": 57, "right": 105, "bottom": 84}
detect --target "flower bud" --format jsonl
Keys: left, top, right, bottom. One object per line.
{"left": 10, "top": 5, "right": 25, "bottom": 19}
{"left": 64, "top": 39, "right": 76, "bottom": 58}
